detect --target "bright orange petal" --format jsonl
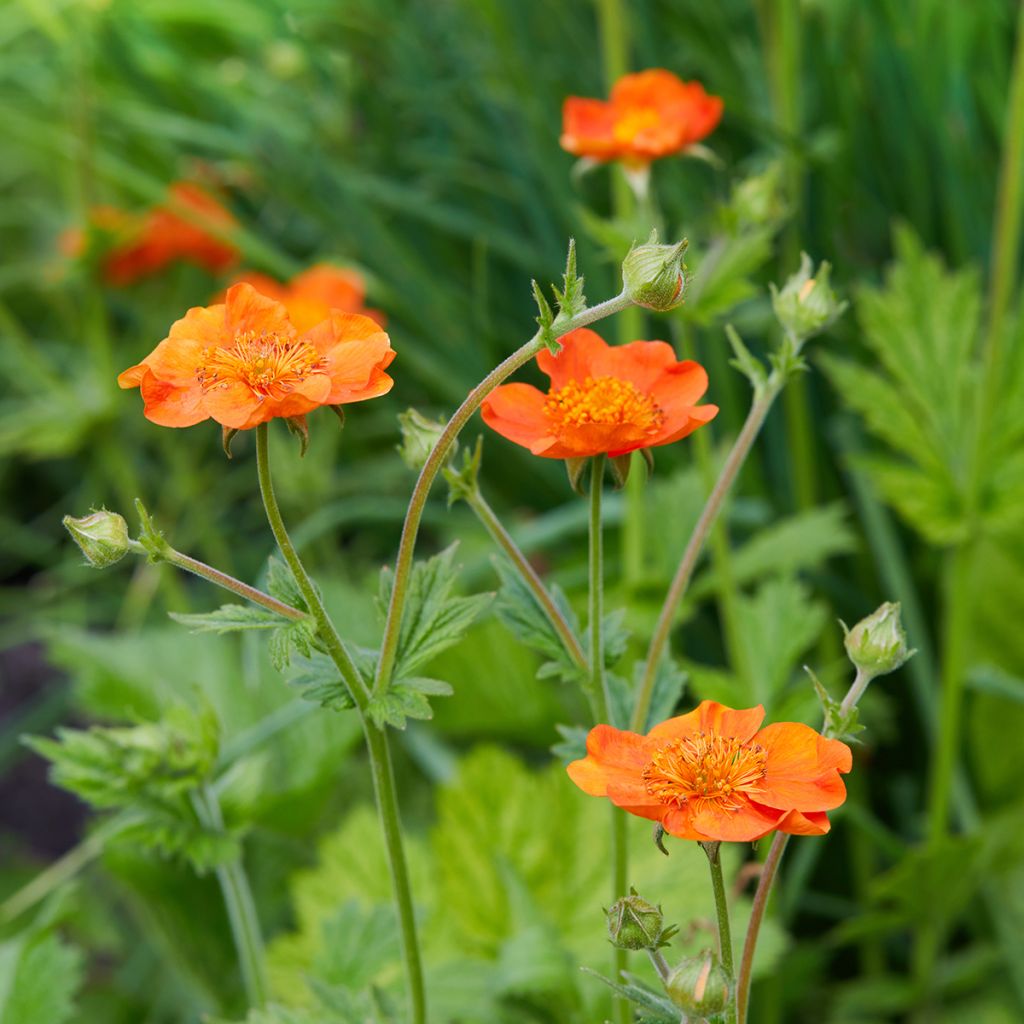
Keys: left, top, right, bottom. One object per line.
{"left": 200, "top": 378, "right": 265, "bottom": 429}
{"left": 597, "top": 339, "right": 679, "bottom": 390}
{"left": 560, "top": 97, "right": 620, "bottom": 160}
{"left": 754, "top": 722, "right": 851, "bottom": 812}
{"left": 691, "top": 798, "right": 786, "bottom": 843}
{"left": 536, "top": 328, "right": 609, "bottom": 389}
{"left": 775, "top": 808, "right": 832, "bottom": 836}
{"left": 480, "top": 383, "right": 554, "bottom": 452}
{"left": 138, "top": 372, "right": 207, "bottom": 427}
{"left": 118, "top": 363, "right": 147, "bottom": 389}
{"left": 647, "top": 701, "right": 765, "bottom": 745}
{"left": 649, "top": 402, "right": 719, "bottom": 449}
{"left": 223, "top": 282, "right": 292, "bottom": 338}
{"left": 228, "top": 271, "right": 288, "bottom": 302}
{"left": 566, "top": 724, "right": 649, "bottom": 797}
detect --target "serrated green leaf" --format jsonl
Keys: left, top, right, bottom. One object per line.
{"left": 550, "top": 723, "right": 588, "bottom": 762}
{"left": 266, "top": 556, "right": 309, "bottom": 611}
{"left": 268, "top": 617, "right": 319, "bottom": 671}
{"left": 378, "top": 543, "right": 492, "bottom": 680}
{"left": 366, "top": 678, "right": 453, "bottom": 730}
{"left": 0, "top": 933, "right": 84, "bottom": 1024}
{"left": 287, "top": 652, "right": 356, "bottom": 712}
{"left": 169, "top": 603, "right": 283, "bottom": 634}
{"left": 491, "top": 554, "right": 585, "bottom": 685}
{"left": 600, "top": 607, "right": 630, "bottom": 669}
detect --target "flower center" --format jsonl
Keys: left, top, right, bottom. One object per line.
{"left": 544, "top": 375, "right": 664, "bottom": 433}
{"left": 642, "top": 732, "right": 767, "bottom": 812}
{"left": 197, "top": 330, "right": 326, "bottom": 399}
{"left": 615, "top": 107, "right": 662, "bottom": 142}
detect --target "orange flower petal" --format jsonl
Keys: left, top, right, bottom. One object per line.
{"left": 647, "top": 701, "right": 765, "bottom": 745}
{"left": 598, "top": 339, "right": 679, "bottom": 390}
{"left": 536, "top": 328, "right": 609, "bottom": 389}
{"left": 775, "top": 808, "right": 832, "bottom": 836}
{"left": 138, "top": 371, "right": 208, "bottom": 428}
{"left": 691, "top": 799, "right": 786, "bottom": 843}
{"left": 560, "top": 97, "right": 620, "bottom": 160}
{"left": 566, "top": 724, "right": 650, "bottom": 797}
{"left": 223, "top": 282, "right": 292, "bottom": 339}
{"left": 754, "top": 722, "right": 851, "bottom": 812}
{"left": 200, "top": 378, "right": 266, "bottom": 430}
{"left": 480, "top": 383, "right": 555, "bottom": 453}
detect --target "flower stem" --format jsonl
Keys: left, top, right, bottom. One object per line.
{"left": 586, "top": 454, "right": 630, "bottom": 1024}
{"left": 702, "top": 842, "right": 735, "bottom": 981}
{"left": 735, "top": 831, "right": 788, "bottom": 1024}
{"left": 647, "top": 947, "right": 671, "bottom": 984}
{"left": 192, "top": 786, "right": 267, "bottom": 1010}
{"left": 464, "top": 486, "right": 587, "bottom": 670}
{"left": 254, "top": 423, "right": 426, "bottom": 1024}
{"left": 127, "top": 539, "right": 307, "bottom": 621}
{"left": 632, "top": 384, "right": 780, "bottom": 732}
{"left": 373, "top": 289, "right": 635, "bottom": 701}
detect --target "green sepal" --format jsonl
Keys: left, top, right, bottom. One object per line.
{"left": 564, "top": 456, "right": 589, "bottom": 496}
{"left": 221, "top": 425, "right": 239, "bottom": 459}
{"left": 285, "top": 415, "right": 310, "bottom": 457}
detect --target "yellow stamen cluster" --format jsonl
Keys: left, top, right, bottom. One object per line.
{"left": 642, "top": 732, "right": 767, "bottom": 813}
{"left": 544, "top": 375, "right": 663, "bottom": 433}
{"left": 615, "top": 107, "right": 662, "bottom": 142}
{"left": 197, "top": 330, "right": 325, "bottom": 399}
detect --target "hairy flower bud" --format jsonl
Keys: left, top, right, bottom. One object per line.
{"left": 621, "top": 234, "right": 688, "bottom": 311}
{"left": 63, "top": 509, "right": 130, "bottom": 568}
{"left": 844, "top": 601, "right": 914, "bottom": 679}
{"left": 397, "top": 408, "right": 451, "bottom": 471}
{"left": 770, "top": 253, "right": 844, "bottom": 343}
{"left": 665, "top": 950, "right": 731, "bottom": 1015}
{"left": 606, "top": 889, "right": 667, "bottom": 950}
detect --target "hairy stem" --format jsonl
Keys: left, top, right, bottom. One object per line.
{"left": 702, "top": 842, "right": 735, "bottom": 980}
{"left": 193, "top": 787, "right": 267, "bottom": 1010}
{"left": 464, "top": 487, "right": 587, "bottom": 670}
{"left": 128, "top": 539, "right": 307, "bottom": 621}
{"left": 373, "top": 289, "right": 635, "bottom": 700}
{"left": 632, "top": 384, "right": 779, "bottom": 732}
{"left": 255, "top": 423, "right": 426, "bottom": 1024}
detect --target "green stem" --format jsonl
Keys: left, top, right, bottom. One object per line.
{"left": 735, "top": 832, "right": 788, "bottom": 1024}
{"left": 702, "top": 842, "right": 735, "bottom": 981}
{"left": 193, "top": 786, "right": 267, "bottom": 1010}
{"left": 646, "top": 947, "right": 671, "bottom": 984}
{"left": 465, "top": 487, "right": 587, "bottom": 670}
{"left": 373, "top": 290, "right": 634, "bottom": 700}
{"left": 632, "top": 383, "right": 780, "bottom": 732}
{"left": 127, "top": 540, "right": 307, "bottom": 621}
{"left": 986, "top": 1, "right": 1024, "bottom": 361}
{"left": 254, "top": 424, "right": 426, "bottom": 1024}
{"left": 587, "top": 455, "right": 630, "bottom": 1024}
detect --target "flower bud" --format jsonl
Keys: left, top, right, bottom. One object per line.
{"left": 844, "top": 601, "right": 914, "bottom": 679}
{"left": 621, "top": 234, "right": 688, "bottom": 311}
{"left": 63, "top": 509, "right": 130, "bottom": 568}
{"left": 770, "top": 253, "right": 844, "bottom": 343}
{"left": 606, "top": 890, "right": 666, "bottom": 950}
{"left": 665, "top": 950, "right": 731, "bottom": 1016}
{"left": 397, "top": 408, "right": 451, "bottom": 471}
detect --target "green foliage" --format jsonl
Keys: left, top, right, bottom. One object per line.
{"left": 0, "top": 930, "right": 84, "bottom": 1024}
{"left": 366, "top": 676, "right": 454, "bottom": 730}
{"left": 378, "top": 543, "right": 493, "bottom": 681}
{"left": 26, "top": 704, "right": 238, "bottom": 872}
{"left": 821, "top": 228, "right": 1024, "bottom": 545}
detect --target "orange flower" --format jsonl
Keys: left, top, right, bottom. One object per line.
{"left": 568, "top": 701, "right": 852, "bottom": 843}
{"left": 69, "top": 183, "right": 240, "bottom": 286}
{"left": 480, "top": 328, "right": 717, "bottom": 459}
{"left": 228, "top": 263, "right": 386, "bottom": 332}
{"left": 118, "top": 283, "right": 394, "bottom": 429}
{"left": 561, "top": 69, "right": 723, "bottom": 165}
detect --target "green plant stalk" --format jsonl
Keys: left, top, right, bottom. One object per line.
{"left": 632, "top": 382, "right": 781, "bottom": 732}
{"left": 126, "top": 539, "right": 307, "bottom": 621}
{"left": 373, "top": 289, "right": 635, "bottom": 700}
{"left": 192, "top": 786, "right": 267, "bottom": 1010}
{"left": 254, "top": 424, "right": 426, "bottom": 1024}
{"left": 702, "top": 842, "right": 736, "bottom": 980}
{"left": 587, "top": 455, "right": 630, "bottom": 1024}
{"left": 464, "top": 486, "right": 588, "bottom": 670}
{"left": 986, "top": 1, "right": 1024, "bottom": 362}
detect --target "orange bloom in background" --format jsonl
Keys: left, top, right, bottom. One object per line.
{"left": 118, "top": 282, "right": 394, "bottom": 429}
{"left": 228, "top": 263, "right": 386, "bottom": 331}
{"left": 568, "top": 701, "right": 852, "bottom": 843}
{"left": 66, "top": 182, "right": 239, "bottom": 286}
{"left": 481, "top": 328, "right": 717, "bottom": 459}
{"left": 561, "top": 69, "right": 723, "bottom": 165}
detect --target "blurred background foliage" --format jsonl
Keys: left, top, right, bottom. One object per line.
{"left": 2, "top": 0, "right": 1024, "bottom": 1021}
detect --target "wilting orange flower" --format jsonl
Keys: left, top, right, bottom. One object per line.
{"left": 66, "top": 183, "right": 239, "bottom": 286}
{"left": 481, "top": 328, "right": 717, "bottom": 459}
{"left": 118, "top": 283, "right": 394, "bottom": 429}
{"left": 561, "top": 69, "right": 723, "bottom": 165}
{"left": 228, "top": 264, "right": 386, "bottom": 331}
{"left": 568, "top": 701, "right": 852, "bottom": 842}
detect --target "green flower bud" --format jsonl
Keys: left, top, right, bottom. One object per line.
{"left": 397, "top": 408, "right": 451, "bottom": 471}
{"left": 621, "top": 234, "right": 688, "bottom": 312}
{"left": 844, "top": 601, "right": 915, "bottom": 679}
{"left": 606, "top": 890, "right": 666, "bottom": 951}
{"left": 63, "top": 509, "right": 130, "bottom": 568}
{"left": 665, "top": 950, "right": 732, "bottom": 1016}
{"left": 770, "top": 253, "right": 845, "bottom": 343}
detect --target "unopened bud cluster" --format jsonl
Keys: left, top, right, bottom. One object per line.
{"left": 771, "top": 253, "right": 844, "bottom": 343}
{"left": 63, "top": 510, "right": 130, "bottom": 568}
{"left": 844, "top": 601, "right": 914, "bottom": 679}
{"left": 621, "top": 234, "right": 688, "bottom": 312}
{"left": 606, "top": 889, "right": 671, "bottom": 950}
